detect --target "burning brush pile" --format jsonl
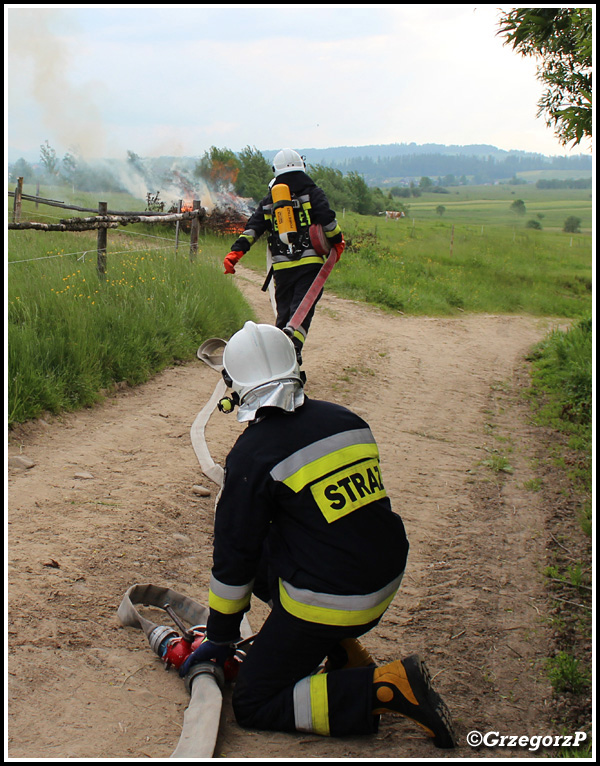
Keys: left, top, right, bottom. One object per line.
{"left": 167, "top": 199, "right": 248, "bottom": 237}
{"left": 161, "top": 168, "right": 252, "bottom": 237}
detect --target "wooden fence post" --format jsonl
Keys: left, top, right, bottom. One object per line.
{"left": 189, "top": 200, "right": 200, "bottom": 259}
{"left": 175, "top": 199, "right": 182, "bottom": 253}
{"left": 97, "top": 201, "right": 108, "bottom": 278}
{"left": 450, "top": 224, "right": 455, "bottom": 257}
{"left": 12, "top": 177, "right": 23, "bottom": 223}
{"left": 36, "top": 182, "right": 40, "bottom": 210}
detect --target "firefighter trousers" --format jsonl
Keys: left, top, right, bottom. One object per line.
{"left": 273, "top": 264, "right": 323, "bottom": 347}
{"left": 231, "top": 604, "right": 380, "bottom": 737}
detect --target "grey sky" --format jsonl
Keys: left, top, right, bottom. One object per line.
{"left": 5, "top": 4, "right": 591, "bottom": 163}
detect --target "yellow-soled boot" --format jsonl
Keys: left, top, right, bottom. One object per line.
{"left": 324, "top": 638, "right": 376, "bottom": 672}
{"left": 372, "top": 654, "right": 456, "bottom": 749}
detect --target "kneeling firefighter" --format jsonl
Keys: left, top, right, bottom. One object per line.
{"left": 180, "top": 321, "right": 456, "bottom": 748}
{"left": 223, "top": 149, "right": 345, "bottom": 363}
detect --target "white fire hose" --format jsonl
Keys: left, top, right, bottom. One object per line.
{"left": 190, "top": 246, "right": 278, "bottom": 490}
{"left": 128, "top": 245, "right": 327, "bottom": 757}
{"left": 190, "top": 337, "right": 229, "bottom": 488}
{"left": 117, "top": 583, "right": 252, "bottom": 759}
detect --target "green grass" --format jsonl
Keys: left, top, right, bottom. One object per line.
{"left": 525, "top": 316, "right": 592, "bottom": 536}
{"left": 242, "top": 211, "right": 592, "bottom": 318}
{"left": 8, "top": 200, "right": 256, "bottom": 425}
{"left": 8, "top": 182, "right": 593, "bottom": 426}
{"left": 403, "top": 183, "right": 593, "bottom": 232}
{"left": 546, "top": 651, "right": 590, "bottom": 694}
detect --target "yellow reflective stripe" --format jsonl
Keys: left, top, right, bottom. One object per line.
{"left": 300, "top": 202, "right": 312, "bottom": 226}
{"left": 309, "top": 674, "right": 330, "bottom": 736}
{"left": 325, "top": 224, "right": 342, "bottom": 238}
{"left": 282, "top": 443, "right": 380, "bottom": 493}
{"left": 278, "top": 578, "right": 398, "bottom": 626}
{"left": 209, "top": 589, "right": 251, "bottom": 615}
{"left": 209, "top": 576, "right": 253, "bottom": 615}
{"left": 310, "top": 457, "right": 386, "bottom": 523}
{"left": 293, "top": 329, "right": 305, "bottom": 344}
{"left": 273, "top": 256, "right": 324, "bottom": 271}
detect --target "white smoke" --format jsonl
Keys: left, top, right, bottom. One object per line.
{"left": 7, "top": 8, "right": 108, "bottom": 160}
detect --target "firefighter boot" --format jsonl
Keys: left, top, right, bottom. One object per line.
{"left": 372, "top": 654, "right": 456, "bottom": 748}
{"left": 324, "top": 638, "right": 376, "bottom": 672}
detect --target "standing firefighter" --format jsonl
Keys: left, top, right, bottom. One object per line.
{"left": 223, "top": 149, "right": 345, "bottom": 363}
{"left": 180, "top": 321, "right": 456, "bottom": 748}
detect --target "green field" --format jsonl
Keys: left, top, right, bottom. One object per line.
{"left": 8, "top": 182, "right": 593, "bottom": 424}
{"left": 397, "top": 183, "right": 593, "bottom": 232}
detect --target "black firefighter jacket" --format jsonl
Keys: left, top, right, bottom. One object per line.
{"left": 206, "top": 397, "right": 409, "bottom": 643}
{"left": 230, "top": 171, "right": 343, "bottom": 272}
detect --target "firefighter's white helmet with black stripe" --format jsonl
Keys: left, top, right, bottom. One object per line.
{"left": 223, "top": 321, "right": 303, "bottom": 410}
{"left": 272, "top": 148, "right": 305, "bottom": 177}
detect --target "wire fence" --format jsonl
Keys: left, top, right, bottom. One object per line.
{"left": 8, "top": 179, "right": 206, "bottom": 274}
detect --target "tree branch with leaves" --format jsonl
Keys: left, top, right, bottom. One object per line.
{"left": 497, "top": 8, "right": 592, "bottom": 147}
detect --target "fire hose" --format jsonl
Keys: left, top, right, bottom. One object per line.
{"left": 190, "top": 337, "right": 229, "bottom": 488}
{"left": 190, "top": 231, "right": 337, "bottom": 483}
{"left": 119, "top": 233, "right": 337, "bottom": 756}
{"left": 284, "top": 246, "right": 338, "bottom": 338}
{"left": 117, "top": 583, "right": 253, "bottom": 758}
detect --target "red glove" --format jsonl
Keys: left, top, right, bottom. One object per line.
{"left": 333, "top": 238, "right": 345, "bottom": 262}
{"left": 224, "top": 251, "right": 243, "bottom": 274}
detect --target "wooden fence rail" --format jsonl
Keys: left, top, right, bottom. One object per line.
{"left": 8, "top": 190, "right": 175, "bottom": 216}
{"left": 8, "top": 179, "right": 206, "bottom": 276}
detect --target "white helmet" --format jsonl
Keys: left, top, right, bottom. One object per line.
{"left": 272, "top": 148, "right": 305, "bottom": 177}
{"left": 223, "top": 321, "right": 301, "bottom": 404}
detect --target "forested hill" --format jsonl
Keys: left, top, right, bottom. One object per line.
{"left": 263, "top": 143, "right": 592, "bottom": 185}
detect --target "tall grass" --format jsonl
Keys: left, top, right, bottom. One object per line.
{"left": 8, "top": 183, "right": 592, "bottom": 426}
{"left": 8, "top": 230, "right": 255, "bottom": 425}
{"left": 241, "top": 214, "right": 592, "bottom": 318}
{"left": 525, "top": 316, "right": 593, "bottom": 533}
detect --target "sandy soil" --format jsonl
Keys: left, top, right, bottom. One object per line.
{"left": 6, "top": 265, "right": 580, "bottom": 759}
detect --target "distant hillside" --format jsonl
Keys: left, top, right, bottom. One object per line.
{"left": 263, "top": 143, "right": 592, "bottom": 186}
{"left": 267, "top": 143, "right": 516, "bottom": 162}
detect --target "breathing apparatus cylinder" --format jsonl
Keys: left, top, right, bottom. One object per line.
{"left": 271, "top": 183, "right": 297, "bottom": 251}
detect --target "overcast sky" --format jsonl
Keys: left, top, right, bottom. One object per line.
{"left": 5, "top": 4, "right": 592, "bottom": 164}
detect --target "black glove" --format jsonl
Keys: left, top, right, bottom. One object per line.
{"left": 178, "top": 638, "right": 233, "bottom": 678}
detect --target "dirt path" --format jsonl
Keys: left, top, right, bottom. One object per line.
{"left": 7, "top": 266, "right": 569, "bottom": 759}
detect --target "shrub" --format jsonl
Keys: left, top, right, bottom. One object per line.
{"left": 563, "top": 215, "right": 582, "bottom": 233}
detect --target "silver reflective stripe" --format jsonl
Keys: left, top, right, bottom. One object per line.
{"left": 323, "top": 220, "right": 339, "bottom": 232}
{"left": 270, "top": 248, "right": 320, "bottom": 263}
{"left": 270, "top": 428, "right": 376, "bottom": 483}
{"left": 281, "top": 573, "right": 403, "bottom": 613}
{"left": 209, "top": 574, "right": 253, "bottom": 601}
{"left": 293, "top": 676, "right": 313, "bottom": 732}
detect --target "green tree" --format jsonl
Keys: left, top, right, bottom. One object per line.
{"left": 195, "top": 146, "right": 240, "bottom": 190}
{"left": 346, "top": 171, "right": 374, "bottom": 215}
{"left": 307, "top": 164, "right": 356, "bottom": 212}
{"left": 510, "top": 199, "right": 526, "bottom": 215}
{"left": 40, "top": 140, "right": 59, "bottom": 176}
{"left": 436, "top": 205, "right": 446, "bottom": 217}
{"left": 10, "top": 158, "right": 35, "bottom": 183}
{"left": 563, "top": 216, "right": 581, "bottom": 233}
{"left": 498, "top": 8, "right": 592, "bottom": 147}
{"left": 61, "top": 151, "right": 79, "bottom": 189}
{"left": 236, "top": 146, "right": 271, "bottom": 201}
